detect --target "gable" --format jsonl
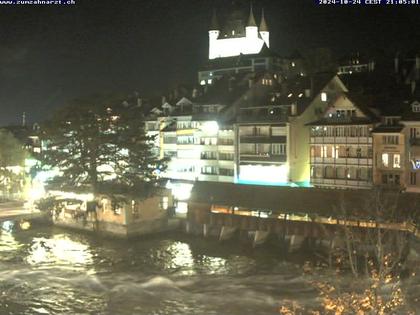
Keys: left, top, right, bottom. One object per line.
{"left": 323, "top": 94, "right": 367, "bottom": 119}
{"left": 176, "top": 97, "right": 192, "bottom": 107}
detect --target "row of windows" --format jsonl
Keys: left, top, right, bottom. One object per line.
{"left": 382, "top": 135, "right": 399, "bottom": 145}
{"left": 261, "top": 79, "right": 273, "bottom": 86}
{"left": 176, "top": 121, "right": 199, "bottom": 130}
{"left": 173, "top": 165, "right": 234, "bottom": 177}
{"left": 312, "top": 145, "right": 372, "bottom": 159}
{"left": 381, "top": 153, "right": 400, "bottom": 168}
{"left": 201, "top": 166, "right": 233, "bottom": 176}
{"left": 334, "top": 109, "right": 357, "bottom": 118}
{"left": 311, "top": 166, "right": 372, "bottom": 181}
{"left": 163, "top": 136, "right": 234, "bottom": 146}
{"left": 382, "top": 173, "right": 400, "bottom": 185}
{"left": 311, "top": 126, "right": 369, "bottom": 137}
{"left": 240, "top": 143, "right": 287, "bottom": 156}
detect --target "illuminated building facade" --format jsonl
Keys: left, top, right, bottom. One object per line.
{"left": 208, "top": 5, "right": 269, "bottom": 60}
{"left": 147, "top": 93, "right": 235, "bottom": 184}
{"left": 199, "top": 4, "right": 304, "bottom": 85}
{"left": 337, "top": 53, "right": 375, "bottom": 75}
{"left": 309, "top": 93, "right": 376, "bottom": 189}
{"left": 372, "top": 117, "right": 405, "bottom": 188}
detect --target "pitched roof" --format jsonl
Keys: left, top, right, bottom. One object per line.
{"left": 247, "top": 5, "right": 257, "bottom": 27}
{"left": 259, "top": 8, "right": 268, "bottom": 32}
{"left": 209, "top": 9, "right": 219, "bottom": 31}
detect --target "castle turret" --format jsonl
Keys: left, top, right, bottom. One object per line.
{"left": 245, "top": 4, "right": 258, "bottom": 40}
{"left": 259, "top": 8, "right": 269, "bottom": 47}
{"left": 209, "top": 9, "right": 220, "bottom": 59}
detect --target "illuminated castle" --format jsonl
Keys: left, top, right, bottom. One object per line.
{"left": 208, "top": 5, "right": 269, "bottom": 60}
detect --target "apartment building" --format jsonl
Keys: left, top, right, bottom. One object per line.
{"left": 309, "top": 93, "right": 377, "bottom": 189}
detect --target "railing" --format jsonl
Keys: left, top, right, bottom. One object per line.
{"left": 311, "top": 137, "right": 372, "bottom": 144}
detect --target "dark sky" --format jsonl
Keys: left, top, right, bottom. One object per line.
{"left": 0, "top": 0, "right": 419, "bottom": 125}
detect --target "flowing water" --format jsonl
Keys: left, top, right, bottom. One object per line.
{"left": 0, "top": 220, "right": 419, "bottom": 315}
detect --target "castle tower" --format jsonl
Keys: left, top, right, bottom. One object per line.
{"left": 208, "top": 9, "right": 220, "bottom": 59}
{"left": 259, "top": 8, "right": 269, "bottom": 47}
{"left": 245, "top": 4, "right": 258, "bottom": 40}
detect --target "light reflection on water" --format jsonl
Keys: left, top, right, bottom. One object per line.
{"left": 0, "top": 220, "right": 418, "bottom": 315}
{"left": 26, "top": 236, "right": 93, "bottom": 267}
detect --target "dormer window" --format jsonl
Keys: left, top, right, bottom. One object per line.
{"left": 262, "top": 79, "right": 272, "bottom": 86}
{"left": 412, "top": 101, "right": 420, "bottom": 113}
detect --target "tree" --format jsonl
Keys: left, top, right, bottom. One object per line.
{"left": 313, "top": 188, "right": 417, "bottom": 314}
{"left": 0, "top": 129, "right": 26, "bottom": 199}
{"left": 39, "top": 95, "right": 167, "bottom": 201}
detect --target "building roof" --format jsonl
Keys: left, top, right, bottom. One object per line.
{"left": 247, "top": 5, "right": 257, "bottom": 27}
{"left": 371, "top": 124, "right": 405, "bottom": 133}
{"left": 189, "top": 181, "right": 419, "bottom": 221}
{"left": 209, "top": 9, "right": 219, "bottom": 31}
{"left": 259, "top": 8, "right": 268, "bottom": 32}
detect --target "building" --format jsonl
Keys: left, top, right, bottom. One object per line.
{"left": 208, "top": 5, "right": 269, "bottom": 60}
{"left": 51, "top": 190, "right": 174, "bottom": 237}
{"left": 402, "top": 100, "right": 420, "bottom": 192}
{"left": 309, "top": 92, "right": 377, "bottom": 189}
{"left": 199, "top": 4, "right": 305, "bottom": 85}
{"left": 337, "top": 53, "right": 375, "bottom": 75}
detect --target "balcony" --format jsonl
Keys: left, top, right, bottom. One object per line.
{"left": 200, "top": 156, "right": 217, "bottom": 161}
{"left": 311, "top": 156, "right": 373, "bottom": 166}
{"left": 240, "top": 153, "right": 287, "bottom": 163}
{"left": 310, "top": 136, "right": 372, "bottom": 144}
{"left": 240, "top": 135, "right": 286, "bottom": 144}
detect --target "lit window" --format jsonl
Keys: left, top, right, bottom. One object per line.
{"left": 393, "top": 154, "right": 400, "bottom": 168}
{"left": 382, "top": 153, "right": 389, "bottom": 167}
{"left": 160, "top": 197, "right": 169, "bottom": 210}
{"left": 207, "top": 79, "right": 212, "bottom": 84}
{"left": 321, "top": 92, "right": 327, "bottom": 102}
{"left": 200, "top": 80, "right": 206, "bottom": 85}
{"left": 291, "top": 62, "right": 295, "bottom": 67}
{"left": 321, "top": 145, "right": 327, "bottom": 158}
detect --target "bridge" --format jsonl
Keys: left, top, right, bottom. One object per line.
{"left": 186, "top": 182, "right": 420, "bottom": 247}
{"left": 0, "top": 201, "right": 44, "bottom": 223}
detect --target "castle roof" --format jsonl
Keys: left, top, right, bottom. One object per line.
{"left": 247, "top": 4, "right": 257, "bottom": 27}
{"left": 209, "top": 9, "right": 219, "bottom": 31}
{"left": 259, "top": 8, "right": 268, "bottom": 32}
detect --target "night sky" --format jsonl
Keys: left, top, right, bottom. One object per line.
{"left": 1, "top": 0, "right": 420, "bottom": 126}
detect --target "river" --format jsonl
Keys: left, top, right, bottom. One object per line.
{"left": 0, "top": 220, "right": 419, "bottom": 315}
